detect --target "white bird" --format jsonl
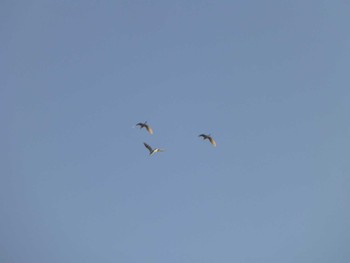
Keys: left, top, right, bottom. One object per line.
{"left": 136, "top": 121, "right": 153, "bottom": 134}
{"left": 143, "top": 142, "right": 164, "bottom": 155}
{"left": 198, "top": 134, "right": 216, "bottom": 147}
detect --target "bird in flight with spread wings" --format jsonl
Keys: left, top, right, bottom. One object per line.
{"left": 136, "top": 121, "right": 153, "bottom": 134}
{"left": 198, "top": 134, "right": 217, "bottom": 147}
{"left": 143, "top": 142, "right": 164, "bottom": 155}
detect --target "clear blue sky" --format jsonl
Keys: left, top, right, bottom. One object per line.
{"left": 1, "top": 1, "right": 350, "bottom": 262}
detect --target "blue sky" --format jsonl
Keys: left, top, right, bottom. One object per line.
{"left": 1, "top": 1, "right": 350, "bottom": 262}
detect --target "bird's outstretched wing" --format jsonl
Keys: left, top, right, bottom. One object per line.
{"left": 199, "top": 134, "right": 216, "bottom": 146}
{"left": 143, "top": 142, "right": 153, "bottom": 153}
{"left": 208, "top": 137, "right": 216, "bottom": 147}
{"left": 145, "top": 125, "right": 153, "bottom": 134}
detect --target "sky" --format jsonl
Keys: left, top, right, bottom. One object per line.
{"left": 1, "top": 0, "right": 350, "bottom": 262}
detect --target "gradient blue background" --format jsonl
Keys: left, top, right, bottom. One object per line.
{"left": 2, "top": 1, "right": 350, "bottom": 262}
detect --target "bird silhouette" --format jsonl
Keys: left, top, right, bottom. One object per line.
{"left": 198, "top": 134, "right": 216, "bottom": 147}
{"left": 143, "top": 142, "right": 164, "bottom": 155}
{"left": 136, "top": 121, "right": 153, "bottom": 134}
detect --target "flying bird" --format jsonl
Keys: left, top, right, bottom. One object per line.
{"left": 136, "top": 121, "right": 153, "bottom": 134}
{"left": 198, "top": 134, "right": 217, "bottom": 147}
{"left": 143, "top": 142, "right": 164, "bottom": 155}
